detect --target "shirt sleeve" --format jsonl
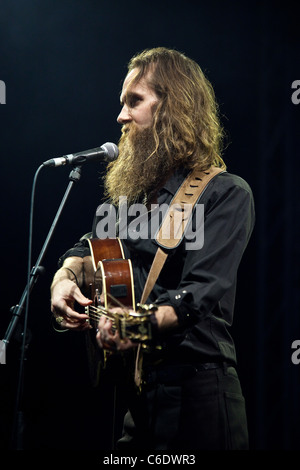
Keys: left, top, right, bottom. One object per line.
{"left": 57, "top": 232, "right": 92, "bottom": 267}
{"left": 154, "top": 180, "right": 255, "bottom": 327}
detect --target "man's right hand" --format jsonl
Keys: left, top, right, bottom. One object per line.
{"left": 51, "top": 278, "right": 92, "bottom": 331}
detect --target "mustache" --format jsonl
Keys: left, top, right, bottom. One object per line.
{"left": 120, "top": 122, "right": 151, "bottom": 137}
{"left": 120, "top": 123, "right": 134, "bottom": 136}
{"left": 121, "top": 124, "right": 130, "bottom": 135}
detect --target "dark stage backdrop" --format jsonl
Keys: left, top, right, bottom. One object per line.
{"left": 0, "top": 0, "right": 299, "bottom": 455}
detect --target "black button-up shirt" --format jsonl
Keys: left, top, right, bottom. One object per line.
{"left": 59, "top": 169, "right": 255, "bottom": 366}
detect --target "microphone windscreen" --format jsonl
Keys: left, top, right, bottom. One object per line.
{"left": 102, "top": 142, "right": 119, "bottom": 162}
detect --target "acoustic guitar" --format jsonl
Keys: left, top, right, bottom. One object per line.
{"left": 84, "top": 238, "right": 156, "bottom": 386}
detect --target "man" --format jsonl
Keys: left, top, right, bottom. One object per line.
{"left": 50, "top": 47, "right": 255, "bottom": 450}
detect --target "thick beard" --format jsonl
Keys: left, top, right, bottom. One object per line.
{"left": 104, "top": 124, "right": 173, "bottom": 206}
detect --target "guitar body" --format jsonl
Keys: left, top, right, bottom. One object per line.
{"left": 87, "top": 237, "right": 135, "bottom": 312}
{"left": 88, "top": 238, "right": 125, "bottom": 270}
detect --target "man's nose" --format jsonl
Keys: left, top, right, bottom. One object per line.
{"left": 117, "top": 104, "right": 132, "bottom": 124}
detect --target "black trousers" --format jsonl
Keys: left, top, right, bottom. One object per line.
{"left": 117, "top": 363, "right": 249, "bottom": 451}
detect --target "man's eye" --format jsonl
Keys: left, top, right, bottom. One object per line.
{"left": 129, "top": 97, "right": 141, "bottom": 107}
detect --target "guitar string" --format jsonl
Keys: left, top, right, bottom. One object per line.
{"left": 86, "top": 306, "right": 152, "bottom": 342}
{"left": 87, "top": 305, "right": 128, "bottom": 321}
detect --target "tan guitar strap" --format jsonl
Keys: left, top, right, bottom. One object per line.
{"left": 134, "top": 165, "right": 224, "bottom": 387}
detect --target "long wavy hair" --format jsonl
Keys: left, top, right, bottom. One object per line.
{"left": 126, "top": 47, "right": 226, "bottom": 171}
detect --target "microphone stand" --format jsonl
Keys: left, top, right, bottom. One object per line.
{"left": 3, "top": 164, "right": 83, "bottom": 449}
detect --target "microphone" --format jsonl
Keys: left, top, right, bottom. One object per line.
{"left": 43, "top": 142, "right": 119, "bottom": 167}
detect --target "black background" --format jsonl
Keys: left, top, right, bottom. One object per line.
{"left": 0, "top": 0, "right": 299, "bottom": 455}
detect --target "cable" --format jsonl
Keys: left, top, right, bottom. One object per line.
{"left": 12, "top": 164, "right": 44, "bottom": 449}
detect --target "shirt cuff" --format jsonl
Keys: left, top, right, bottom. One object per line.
{"left": 154, "top": 289, "right": 197, "bottom": 327}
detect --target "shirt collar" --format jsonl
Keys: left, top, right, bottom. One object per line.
{"left": 159, "top": 167, "right": 190, "bottom": 197}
